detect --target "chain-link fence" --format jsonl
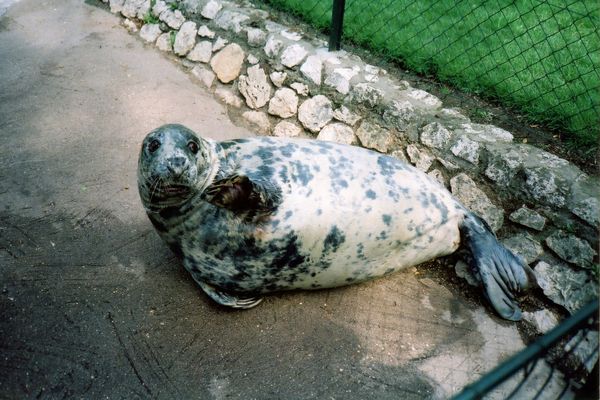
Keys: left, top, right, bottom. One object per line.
{"left": 262, "top": 0, "right": 600, "bottom": 147}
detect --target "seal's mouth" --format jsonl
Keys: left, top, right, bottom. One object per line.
{"left": 161, "top": 184, "right": 191, "bottom": 197}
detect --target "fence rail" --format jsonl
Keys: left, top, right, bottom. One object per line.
{"left": 262, "top": 0, "right": 600, "bottom": 147}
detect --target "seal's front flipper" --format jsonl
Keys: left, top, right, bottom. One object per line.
{"left": 197, "top": 281, "right": 263, "bottom": 309}
{"left": 459, "top": 213, "right": 537, "bottom": 321}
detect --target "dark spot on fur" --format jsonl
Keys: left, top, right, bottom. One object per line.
{"left": 284, "top": 210, "right": 293, "bottom": 220}
{"left": 323, "top": 225, "right": 345, "bottom": 254}
{"left": 382, "top": 214, "right": 392, "bottom": 226}
{"left": 366, "top": 189, "right": 377, "bottom": 199}
{"left": 377, "top": 155, "right": 398, "bottom": 176}
{"left": 291, "top": 161, "right": 314, "bottom": 186}
{"left": 404, "top": 207, "right": 413, "bottom": 214}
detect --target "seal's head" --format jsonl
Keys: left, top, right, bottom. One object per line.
{"left": 137, "top": 124, "right": 216, "bottom": 211}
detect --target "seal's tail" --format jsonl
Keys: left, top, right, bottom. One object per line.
{"left": 459, "top": 213, "right": 537, "bottom": 321}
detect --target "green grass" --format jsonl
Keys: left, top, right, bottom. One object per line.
{"left": 264, "top": 0, "right": 600, "bottom": 147}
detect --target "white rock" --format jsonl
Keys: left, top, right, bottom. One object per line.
{"left": 450, "top": 136, "right": 480, "bottom": 164}
{"left": 212, "top": 37, "right": 228, "bottom": 52}
{"left": 545, "top": 231, "right": 596, "bottom": 269}
{"left": 151, "top": 0, "right": 167, "bottom": 16}
{"left": 238, "top": 65, "right": 272, "bottom": 109}
{"left": 121, "top": 0, "right": 149, "bottom": 19}
{"left": 246, "top": 28, "right": 267, "bottom": 47}
{"left": 273, "top": 121, "right": 303, "bottom": 138}
{"left": 355, "top": 121, "right": 396, "bottom": 153}
{"left": 348, "top": 83, "right": 384, "bottom": 107}
{"left": 210, "top": 43, "right": 245, "bottom": 83}
{"left": 300, "top": 55, "right": 322, "bottom": 86}
{"left": 280, "top": 44, "right": 308, "bottom": 68}
{"left": 160, "top": 9, "right": 185, "bottom": 29}
{"left": 242, "top": 111, "right": 271, "bottom": 135}
{"left": 522, "top": 310, "right": 559, "bottom": 334}
{"left": 173, "top": 21, "right": 197, "bottom": 56}
{"left": 509, "top": 207, "right": 546, "bottom": 231}
{"left": 201, "top": 0, "right": 222, "bottom": 20}
{"left": 247, "top": 54, "right": 259, "bottom": 65}
{"left": 406, "top": 145, "right": 434, "bottom": 172}
{"left": 214, "top": 10, "right": 249, "bottom": 34}
{"left": 382, "top": 100, "right": 415, "bottom": 131}
{"left": 122, "top": 19, "right": 138, "bottom": 32}
{"left": 269, "top": 71, "right": 287, "bottom": 88}
{"left": 290, "top": 82, "right": 309, "bottom": 96}
{"left": 186, "top": 41, "right": 212, "bottom": 63}
{"left": 139, "top": 23, "right": 162, "bottom": 43}
{"left": 502, "top": 233, "right": 544, "bottom": 265}
{"left": 155, "top": 32, "right": 172, "bottom": 52}
{"left": 215, "top": 88, "right": 243, "bottom": 108}
{"left": 450, "top": 173, "right": 504, "bottom": 232}
{"left": 109, "top": 0, "right": 125, "bottom": 14}
{"left": 333, "top": 105, "right": 361, "bottom": 126}
{"left": 197, "top": 25, "right": 215, "bottom": 38}
{"left": 191, "top": 65, "right": 215, "bottom": 88}
{"left": 428, "top": 169, "right": 446, "bottom": 187}
{"left": 317, "top": 123, "right": 356, "bottom": 145}
{"left": 268, "top": 88, "right": 298, "bottom": 118}
{"left": 264, "top": 35, "right": 283, "bottom": 57}
{"left": 420, "top": 122, "right": 451, "bottom": 149}
{"left": 297, "top": 95, "right": 333, "bottom": 133}
{"left": 324, "top": 67, "right": 358, "bottom": 94}
{"left": 407, "top": 89, "right": 442, "bottom": 109}
{"left": 281, "top": 30, "right": 302, "bottom": 41}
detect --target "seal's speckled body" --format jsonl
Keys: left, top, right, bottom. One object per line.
{"left": 138, "top": 124, "right": 535, "bottom": 320}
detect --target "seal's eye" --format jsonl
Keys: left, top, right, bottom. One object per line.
{"left": 188, "top": 141, "right": 199, "bottom": 154}
{"left": 148, "top": 139, "right": 161, "bottom": 153}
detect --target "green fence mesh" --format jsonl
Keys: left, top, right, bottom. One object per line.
{"left": 261, "top": 0, "right": 600, "bottom": 146}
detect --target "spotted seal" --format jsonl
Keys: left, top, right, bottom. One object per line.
{"left": 138, "top": 124, "right": 536, "bottom": 320}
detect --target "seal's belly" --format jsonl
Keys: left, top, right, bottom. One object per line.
{"left": 180, "top": 139, "right": 464, "bottom": 293}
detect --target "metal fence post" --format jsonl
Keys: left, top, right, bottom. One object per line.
{"left": 329, "top": 0, "right": 346, "bottom": 51}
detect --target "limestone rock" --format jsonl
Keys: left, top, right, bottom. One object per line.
{"left": 534, "top": 261, "right": 598, "bottom": 314}
{"left": 242, "top": 111, "right": 271, "bottom": 135}
{"left": 280, "top": 44, "right": 308, "bottom": 68}
{"left": 389, "top": 149, "right": 409, "bottom": 164}
{"left": 264, "top": 35, "right": 283, "bottom": 57}
{"left": 210, "top": 43, "right": 245, "bottom": 84}
{"left": 450, "top": 173, "right": 504, "bottom": 232}
{"left": 123, "top": 19, "right": 138, "bottom": 33}
{"left": 273, "top": 121, "right": 302, "bottom": 138}
{"left": 173, "top": 21, "right": 197, "bottom": 56}
{"left": 297, "top": 95, "right": 333, "bottom": 133}
{"left": 191, "top": 65, "right": 215, "bottom": 88}
{"left": 201, "top": 0, "right": 222, "bottom": 20}
{"left": 437, "top": 157, "right": 461, "bottom": 172}
{"left": 239, "top": 65, "right": 272, "bottom": 109}
{"left": 122, "top": 0, "right": 149, "bottom": 19}
{"left": 348, "top": 83, "right": 384, "bottom": 107}
{"left": 317, "top": 123, "right": 357, "bottom": 145}
{"left": 406, "top": 144, "right": 434, "bottom": 172}
{"left": 407, "top": 89, "right": 442, "bottom": 109}
{"left": 566, "top": 330, "right": 599, "bottom": 373}
{"left": 568, "top": 175, "right": 600, "bottom": 227}
{"left": 509, "top": 206, "right": 546, "bottom": 231}
{"left": 109, "top": 0, "right": 125, "bottom": 14}
{"left": 420, "top": 122, "right": 451, "bottom": 150}
{"left": 247, "top": 54, "right": 259, "bottom": 65}
{"left": 290, "top": 82, "right": 309, "bottom": 96}
{"left": 186, "top": 41, "right": 212, "bottom": 63}
{"left": 246, "top": 28, "right": 267, "bottom": 47}
{"left": 300, "top": 55, "right": 322, "bottom": 86}
{"left": 428, "top": 169, "right": 446, "bottom": 187}
{"left": 156, "top": 32, "right": 172, "bottom": 52}
{"left": 502, "top": 233, "right": 543, "bottom": 265}
{"left": 151, "top": 0, "right": 167, "bottom": 17}
{"left": 139, "top": 23, "right": 162, "bottom": 43}
{"left": 382, "top": 100, "right": 415, "bottom": 131}
{"left": 214, "top": 88, "right": 243, "bottom": 108}
{"left": 522, "top": 310, "right": 559, "bottom": 334}
{"left": 268, "top": 88, "right": 298, "bottom": 118}
{"left": 462, "top": 123, "right": 513, "bottom": 143}
{"left": 281, "top": 30, "right": 302, "bottom": 41}
{"left": 160, "top": 9, "right": 185, "bottom": 29}
{"left": 214, "top": 10, "right": 249, "bottom": 34}
{"left": 269, "top": 71, "right": 287, "bottom": 88}
{"left": 355, "top": 121, "right": 396, "bottom": 153}
{"left": 450, "top": 136, "right": 480, "bottom": 164}
{"left": 212, "top": 37, "right": 228, "bottom": 52}
{"left": 545, "top": 231, "right": 596, "bottom": 269}
{"left": 197, "top": 25, "right": 215, "bottom": 38}
{"left": 324, "top": 67, "right": 358, "bottom": 95}
{"left": 333, "top": 105, "right": 361, "bottom": 126}
{"left": 484, "top": 144, "right": 525, "bottom": 187}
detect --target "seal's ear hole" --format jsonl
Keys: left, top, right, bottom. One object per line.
{"left": 188, "top": 141, "right": 199, "bottom": 154}
{"left": 148, "top": 139, "right": 161, "bottom": 153}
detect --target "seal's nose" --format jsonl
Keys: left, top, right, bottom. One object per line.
{"left": 166, "top": 156, "right": 188, "bottom": 176}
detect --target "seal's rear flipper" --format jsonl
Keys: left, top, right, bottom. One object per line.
{"left": 197, "top": 281, "right": 263, "bottom": 309}
{"left": 459, "top": 213, "right": 537, "bottom": 321}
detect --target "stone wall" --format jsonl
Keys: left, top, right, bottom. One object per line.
{"left": 105, "top": 0, "right": 597, "bottom": 333}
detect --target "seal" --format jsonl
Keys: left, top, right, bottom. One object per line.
{"left": 138, "top": 124, "right": 536, "bottom": 320}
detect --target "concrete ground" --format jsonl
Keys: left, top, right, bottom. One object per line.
{"left": 0, "top": 1, "right": 563, "bottom": 399}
